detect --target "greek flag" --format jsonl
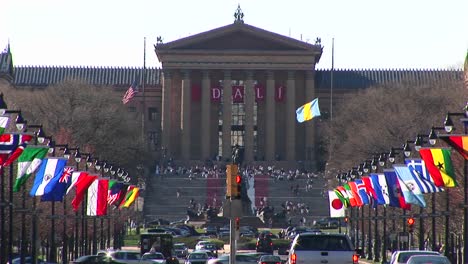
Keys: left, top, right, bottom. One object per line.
{"left": 405, "top": 158, "right": 443, "bottom": 193}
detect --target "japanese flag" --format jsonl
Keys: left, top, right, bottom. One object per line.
{"left": 328, "top": 190, "right": 346, "bottom": 218}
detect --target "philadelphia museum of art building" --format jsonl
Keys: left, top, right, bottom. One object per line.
{"left": 0, "top": 9, "right": 461, "bottom": 168}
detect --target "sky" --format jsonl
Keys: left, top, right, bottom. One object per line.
{"left": 1, "top": 0, "right": 468, "bottom": 70}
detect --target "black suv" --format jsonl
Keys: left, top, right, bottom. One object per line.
{"left": 256, "top": 234, "right": 274, "bottom": 253}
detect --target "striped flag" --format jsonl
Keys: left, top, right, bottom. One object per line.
{"left": 30, "top": 157, "right": 67, "bottom": 197}
{"left": 122, "top": 81, "right": 138, "bottom": 104}
{"left": 87, "top": 178, "right": 109, "bottom": 216}
{"left": 0, "top": 116, "right": 9, "bottom": 135}
{"left": 393, "top": 164, "right": 426, "bottom": 207}
{"left": 41, "top": 166, "right": 75, "bottom": 202}
{"left": 405, "top": 159, "right": 443, "bottom": 193}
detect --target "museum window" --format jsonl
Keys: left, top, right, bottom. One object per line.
{"left": 148, "top": 107, "right": 159, "bottom": 121}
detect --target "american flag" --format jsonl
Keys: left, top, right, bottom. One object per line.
{"left": 122, "top": 81, "right": 138, "bottom": 104}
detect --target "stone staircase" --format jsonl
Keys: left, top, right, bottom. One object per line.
{"left": 143, "top": 171, "right": 330, "bottom": 226}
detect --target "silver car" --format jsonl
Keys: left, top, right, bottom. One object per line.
{"left": 207, "top": 254, "right": 258, "bottom": 264}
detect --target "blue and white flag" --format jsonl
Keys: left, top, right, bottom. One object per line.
{"left": 393, "top": 164, "right": 426, "bottom": 207}
{"left": 405, "top": 158, "right": 443, "bottom": 193}
{"left": 41, "top": 166, "right": 75, "bottom": 202}
{"left": 30, "top": 157, "right": 67, "bottom": 197}
{"left": 370, "top": 173, "right": 389, "bottom": 205}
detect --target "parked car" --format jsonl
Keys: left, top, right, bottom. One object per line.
{"left": 389, "top": 250, "right": 441, "bottom": 264}
{"left": 8, "top": 257, "right": 54, "bottom": 264}
{"left": 174, "top": 243, "right": 189, "bottom": 258}
{"left": 312, "top": 217, "right": 341, "bottom": 229}
{"left": 406, "top": 255, "right": 451, "bottom": 264}
{"left": 70, "top": 255, "right": 124, "bottom": 263}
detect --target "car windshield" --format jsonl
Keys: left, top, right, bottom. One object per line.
{"left": 260, "top": 255, "right": 281, "bottom": 262}
{"left": 407, "top": 255, "right": 450, "bottom": 264}
{"left": 189, "top": 253, "right": 208, "bottom": 259}
{"left": 295, "top": 235, "right": 351, "bottom": 251}
{"left": 398, "top": 251, "right": 440, "bottom": 262}
{"left": 175, "top": 244, "right": 186, "bottom": 249}
{"left": 143, "top": 253, "right": 165, "bottom": 260}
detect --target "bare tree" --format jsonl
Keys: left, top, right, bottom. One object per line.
{"left": 3, "top": 79, "right": 152, "bottom": 172}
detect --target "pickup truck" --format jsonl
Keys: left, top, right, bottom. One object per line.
{"left": 287, "top": 232, "right": 360, "bottom": 264}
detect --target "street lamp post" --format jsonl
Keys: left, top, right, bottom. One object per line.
{"left": 440, "top": 107, "right": 467, "bottom": 263}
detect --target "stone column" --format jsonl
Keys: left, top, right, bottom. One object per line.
{"left": 201, "top": 70, "right": 211, "bottom": 160}
{"left": 265, "top": 71, "right": 276, "bottom": 161}
{"left": 305, "top": 70, "right": 316, "bottom": 169}
{"left": 244, "top": 70, "right": 255, "bottom": 163}
{"left": 286, "top": 70, "right": 296, "bottom": 161}
{"left": 222, "top": 70, "right": 232, "bottom": 161}
{"left": 161, "top": 70, "right": 172, "bottom": 156}
{"left": 181, "top": 70, "right": 191, "bottom": 161}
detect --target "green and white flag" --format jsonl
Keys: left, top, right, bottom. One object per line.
{"left": 0, "top": 116, "right": 9, "bottom": 135}
{"left": 14, "top": 146, "right": 49, "bottom": 192}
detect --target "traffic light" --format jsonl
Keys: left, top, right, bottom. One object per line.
{"left": 407, "top": 217, "right": 415, "bottom": 233}
{"left": 235, "top": 217, "right": 240, "bottom": 231}
{"left": 226, "top": 164, "right": 240, "bottom": 199}
{"left": 231, "top": 174, "right": 242, "bottom": 199}
{"left": 344, "top": 217, "right": 349, "bottom": 223}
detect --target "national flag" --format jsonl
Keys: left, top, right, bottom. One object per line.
{"left": 0, "top": 116, "right": 9, "bottom": 134}
{"left": 361, "top": 176, "right": 377, "bottom": 200}
{"left": 384, "top": 169, "right": 411, "bottom": 210}
{"left": 295, "top": 98, "right": 321, "bottom": 123}
{"left": 343, "top": 183, "right": 357, "bottom": 207}
{"left": 328, "top": 190, "right": 346, "bottom": 217}
{"left": 71, "top": 173, "right": 98, "bottom": 211}
{"left": 0, "top": 134, "right": 33, "bottom": 164}
{"left": 393, "top": 164, "right": 426, "bottom": 207}
{"left": 87, "top": 178, "right": 109, "bottom": 216}
{"left": 30, "top": 157, "right": 67, "bottom": 196}
{"left": 41, "top": 166, "right": 75, "bottom": 202}
{"left": 334, "top": 186, "right": 350, "bottom": 208}
{"left": 2, "top": 143, "right": 27, "bottom": 167}
{"left": 347, "top": 181, "right": 363, "bottom": 206}
{"left": 405, "top": 159, "right": 443, "bottom": 193}
{"left": 67, "top": 171, "right": 87, "bottom": 194}
{"left": 14, "top": 146, "right": 49, "bottom": 192}
{"left": 355, "top": 179, "right": 370, "bottom": 205}
{"left": 108, "top": 180, "right": 125, "bottom": 205}
{"left": 113, "top": 183, "right": 130, "bottom": 207}
{"left": 122, "top": 80, "right": 138, "bottom": 104}
{"left": 120, "top": 186, "right": 140, "bottom": 208}
{"left": 370, "top": 173, "right": 389, "bottom": 205}
{"left": 419, "top": 148, "right": 457, "bottom": 187}
{"left": 440, "top": 135, "right": 468, "bottom": 160}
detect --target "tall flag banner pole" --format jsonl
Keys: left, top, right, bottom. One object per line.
{"left": 330, "top": 37, "right": 334, "bottom": 121}
{"left": 142, "top": 37, "right": 146, "bottom": 143}
{"left": 464, "top": 50, "right": 468, "bottom": 89}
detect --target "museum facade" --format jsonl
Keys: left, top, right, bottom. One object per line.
{"left": 0, "top": 11, "right": 461, "bottom": 168}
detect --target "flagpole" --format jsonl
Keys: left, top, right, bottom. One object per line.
{"left": 330, "top": 37, "right": 334, "bottom": 121}
{"left": 142, "top": 37, "right": 146, "bottom": 143}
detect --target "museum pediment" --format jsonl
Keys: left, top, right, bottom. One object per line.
{"left": 156, "top": 23, "right": 320, "bottom": 52}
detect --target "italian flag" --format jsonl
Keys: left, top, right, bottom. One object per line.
{"left": 14, "top": 146, "right": 49, "bottom": 192}
{"left": 120, "top": 185, "right": 140, "bottom": 208}
{"left": 0, "top": 116, "right": 9, "bottom": 135}
{"left": 419, "top": 148, "right": 457, "bottom": 188}
{"left": 87, "top": 178, "right": 109, "bottom": 216}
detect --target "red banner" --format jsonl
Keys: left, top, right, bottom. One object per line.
{"left": 255, "top": 84, "right": 265, "bottom": 102}
{"left": 232, "top": 85, "right": 244, "bottom": 103}
{"left": 211, "top": 87, "right": 222, "bottom": 102}
{"left": 276, "top": 85, "right": 286, "bottom": 102}
{"left": 191, "top": 84, "right": 201, "bottom": 102}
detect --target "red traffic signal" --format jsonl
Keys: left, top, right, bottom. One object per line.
{"left": 235, "top": 217, "right": 240, "bottom": 231}
{"left": 344, "top": 217, "right": 349, "bottom": 223}
{"left": 236, "top": 175, "right": 242, "bottom": 184}
{"left": 407, "top": 217, "right": 415, "bottom": 226}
